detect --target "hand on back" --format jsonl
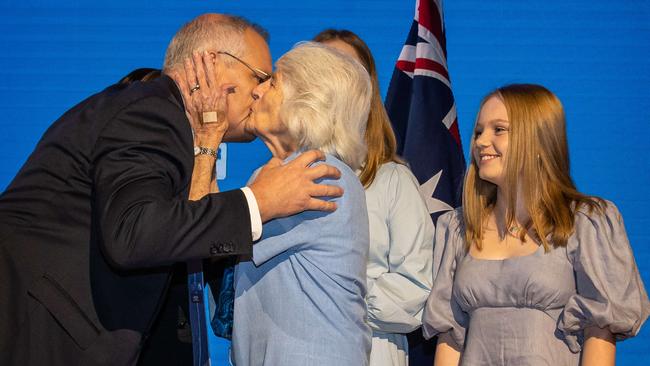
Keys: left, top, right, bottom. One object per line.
{"left": 249, "top": 150, "right": 344, "bottom": 222}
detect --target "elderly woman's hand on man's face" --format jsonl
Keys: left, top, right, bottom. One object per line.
{"left": 169, "top": 51, "right": 234, "bottom": 149}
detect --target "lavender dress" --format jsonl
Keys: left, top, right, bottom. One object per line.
{"left": 423, "top": 202, "right": 650, "bottom": 365}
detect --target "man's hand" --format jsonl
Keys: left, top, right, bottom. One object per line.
{"left": 249, "top": 150, "right": 344, "bottom": 223}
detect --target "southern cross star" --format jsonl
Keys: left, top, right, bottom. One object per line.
{"left": 418, "top": 170, "right": 453, "bottom": 214}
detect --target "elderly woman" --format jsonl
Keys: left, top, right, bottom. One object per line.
{"left": 231, "top": 42, "right": 373, "bottom": 365}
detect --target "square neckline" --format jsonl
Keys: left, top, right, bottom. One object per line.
{"left": 467, "top": 243, "right": 544, "bottom": 261}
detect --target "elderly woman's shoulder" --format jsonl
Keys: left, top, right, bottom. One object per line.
{"left": 320, "top": 153, "right": 358, "bottom": 175}
{"left": 316, "top": 153, "right": 364, "bottom": 189}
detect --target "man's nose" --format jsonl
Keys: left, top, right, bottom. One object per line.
{"left": 252, "top": 81, "right": 270, "bottom": 100}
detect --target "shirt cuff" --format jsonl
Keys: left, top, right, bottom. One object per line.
{"left": 241, "top": 187, "right": 262, "bottom": 241}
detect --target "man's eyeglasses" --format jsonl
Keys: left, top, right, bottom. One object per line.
{"left": 217, "top": 51, "right": 271, "bottom": 85}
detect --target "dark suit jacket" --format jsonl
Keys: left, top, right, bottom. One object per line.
{"left": 0, "top": 75, "right": 253, "bottom": 365}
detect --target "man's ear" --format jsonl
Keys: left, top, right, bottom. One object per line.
{"left": 211, "top": 52, "right": 232, "bottom": 70}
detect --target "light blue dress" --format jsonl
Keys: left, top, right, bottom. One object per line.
{"left": 364, "top": 162, "right": 434, "bottom": 366}
{"left": 232, "top": 153, "right": 371, "bottom": 366}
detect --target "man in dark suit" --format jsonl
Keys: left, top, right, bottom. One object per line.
{"left": 0, "top": 13, "right": 343, "bottom": 365}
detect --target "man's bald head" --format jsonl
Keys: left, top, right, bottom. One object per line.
{"left": 163, "top": 14, "right": 269, "bottom": 72}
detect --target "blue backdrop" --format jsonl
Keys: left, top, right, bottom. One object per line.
{"left": 0, "top": 0, "right": 648, "bottom": 363}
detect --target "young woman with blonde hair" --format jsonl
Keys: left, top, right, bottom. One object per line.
{"left": 423, "top": 84, "right": 649, "bottom": 365}
{"left": 315, "top": 29, "right": 435, "bottom": 366}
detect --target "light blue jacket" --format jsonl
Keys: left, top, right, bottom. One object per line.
{"left": 232, "top": 153, "right": 371, "bottom": 366}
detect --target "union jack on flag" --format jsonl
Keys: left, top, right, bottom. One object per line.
{"left": 385, "top": 0, "right": 465, "bottom": 223}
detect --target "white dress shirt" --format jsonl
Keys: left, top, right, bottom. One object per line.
{"left": 240, "top": 187, "right": 262, "bottom": 241}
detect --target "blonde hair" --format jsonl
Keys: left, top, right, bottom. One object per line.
{"left": 314, "top": 29, "right": 402, "bottom": 187}
{"left": 276, "top": 42, "right": 372, "bottom": 170}
{"left": 463, "top": 84, "right": 603, "bottom": 251}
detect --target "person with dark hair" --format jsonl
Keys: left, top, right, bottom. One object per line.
{"left": 315, "top": 29, "right": 434, "bottom": 366}
{"left": 118, "top": 68, "right": 161, "bottom": 84}
{"left": 0, "top": 14, "right": 344, "bottom": 366}
{"left": 423, "top": 84, "right": 650, "bottom": 365}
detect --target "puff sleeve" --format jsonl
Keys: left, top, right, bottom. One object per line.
{"left": 558, "top": 201, "right": 650, "bottom": 352}
{"left": 422, "top": 209, "right": 469, "bottom": 349}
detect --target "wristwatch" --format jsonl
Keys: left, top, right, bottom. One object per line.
{"left": 194, "top": 146, "right": 218, "bottom": 158}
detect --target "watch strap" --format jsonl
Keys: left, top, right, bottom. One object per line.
{"left": 194, "top": 146, "right": 218, "bottom": 158}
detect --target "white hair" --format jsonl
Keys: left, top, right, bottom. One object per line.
{"left": 163, "top": 14, "right": 268, "bottom": 71}
{"left": 276, "top": 42, "right": 371, "bottom": 170}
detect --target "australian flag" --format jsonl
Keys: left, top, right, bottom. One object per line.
{"left": 385, "top": 1, "right": 465, "bottom": 363}
{"left": 385, "top": 0, "right": 465, "bottom": 224}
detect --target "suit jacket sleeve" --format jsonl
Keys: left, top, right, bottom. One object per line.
{"left": 92, "top": 95, "right": 252, "bottom": 270}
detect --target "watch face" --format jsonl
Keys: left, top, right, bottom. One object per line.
{"left": 194, "top": 146, "right": 200, "bottom": 156}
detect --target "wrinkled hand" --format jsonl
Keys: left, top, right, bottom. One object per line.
{"left": 169, "top": 51, "right": 233, "bottom": 149}
{"left": 249, "top": 150, "right": 344, "bottom": 223}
